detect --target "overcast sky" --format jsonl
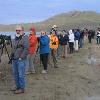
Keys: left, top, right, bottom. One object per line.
{"left": 0, "top": 0, "right": 100, "bottom": 24}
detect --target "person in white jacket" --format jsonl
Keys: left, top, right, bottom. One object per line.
{"left": 68, "top": 30, "right": 75, "bottom": 54}
{"left": 96, "top": 28, "right": 100, "bottom": 44}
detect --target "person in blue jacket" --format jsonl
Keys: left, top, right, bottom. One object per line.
{"left": 74, "top": 29, "right": 80, "bottom": 51}
{"left": 39, "top": 31, "right": 50, "bottom": 74}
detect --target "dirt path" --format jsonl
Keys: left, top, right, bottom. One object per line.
{"left": 0, "top": 41, "right": 100, "bottom": 100}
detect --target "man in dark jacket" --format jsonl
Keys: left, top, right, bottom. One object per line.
{"left": 74, "top": 29, "right": 80, "bottom": 51}
{"left": 88, "top": 30, "right": 95, "bottom": 43}
{"left": 60, "top": 30, "right": 69, "bottom": 58}
{"left": 11, "top": 26, "right": 29, "bottom": 94}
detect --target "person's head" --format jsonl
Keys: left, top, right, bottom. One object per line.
{"left": 29, "top": 26, "right": 36, "bottom": 35}
{"left": 52, "top": 25, "right": 58, "bottom": 29}
{"left": 69, "top": 30, "right": 73, "bottom": 34}
{"left": 51, "top": 30, "right": 56, "bottom": 36}
{"left": 52, "top": 25, "right": 58, "bottom": 31}
{"left": 15, "top": 25, "right": 24, "bottom": 37}
{"left": 62, "top": 30, "right": 66, "bottom": 34}
{"left": 97, "top": 28, "right": 100, "bottom": 31}
{"left": 41, "top": 31, "right": 46, "bottom": 36}
{"left": 62, "top": 30, "right": 66, "bottom": 32}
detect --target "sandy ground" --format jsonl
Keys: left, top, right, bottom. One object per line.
{"left": 1, "top": 40, "right": 100, "bottom": 100}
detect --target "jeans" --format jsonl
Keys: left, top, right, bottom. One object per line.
{"left": 12, "top": 59, "right": 26, "bottom": 89}
{"left": 69, "top": 42, "right": 74, "bottom": 54}
{"left": 97, "top": 36, "right": 100, "bottom": 44}
{"left": 40, "top": 53, "right": 49, "bottom": 70}
{"left": 79, "top": 38, "right": 84, "bottom": 48}
{"left": 26, "top": 54, "right": 35, "bottom": 72}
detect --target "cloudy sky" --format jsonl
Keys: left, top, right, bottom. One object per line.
{"left": 0, "top": 0, "right": 99, "bottom": 24}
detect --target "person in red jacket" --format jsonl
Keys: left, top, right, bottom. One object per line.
{"left": 26, "top": 26, "right": 38, "bottom": 74}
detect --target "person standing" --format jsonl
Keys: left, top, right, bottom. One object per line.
{"left": 49, "top": 30, "right": 59, "bottom": 68}
{"left": 26, "top": 26, "right": 38, "bottom": 74}
{"left": 39, "top": 31, "right": 50, "bottom": 74}
{"left": 96, "top": 28, "right": 100, "bottom": 44}
{"left": 68, "top": 30, "right": 75, "bottom": 54}
{"left": 79, "top": 30, "right": 84, "bottom": 48}
{"left": 60, "top": 30, "right": 69, "bottom": 58}
{"left": 88, "top": 30, "right": 93, "bottom": 43}
{"left": 11, "top": 26, "right": 29, "bottom": 94}
{"left": 74, "top": 29, "right": 80, "bottom": 52}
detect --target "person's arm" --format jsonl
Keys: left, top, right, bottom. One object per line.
{"left": 20, "top": 35, "right": 29, "bottom": 59}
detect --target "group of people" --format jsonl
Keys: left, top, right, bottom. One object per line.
{"left": 10, "top": 25, "right": 59, "bottom": 94}
{"left": 10, "top": 25, "right": 100, "bottom": 94}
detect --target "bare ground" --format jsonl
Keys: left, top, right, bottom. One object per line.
{"left": 1, "top": 40, "right": 100, "bottom": 100}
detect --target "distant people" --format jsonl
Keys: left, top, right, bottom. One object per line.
{"left": 96, "top": 28, "right": 100, "bottom": 44}
{"left": 88, "top": 30, "right": 94, "bottom": 43}
{"left": 26, "top": 26, "right": 38, "bottom": 75}
{"left": 11, "top": 26, "right": 29, "bottom": 94}
{"left": 79, "top": 30, "right": 84, "bottom": 48}
{"left": 59, "top": 30, "right": 69, "bottom": 58}
{"left": 56, "top": 31, "right": 62, "bottom": 58}
{"left": 51, "top": 25, "right": 58, "bottom": 35}
{"left": 74, "top": 29, "right": 80, "bottom": 51}
{"left": 68, "top": 30, "right": 75, "bottom": 54}
{"left": 84, "top": 28, "right": 88, "bottom": 41}
{"left": 49, "top": 30, "right": 59, "bottom": 68}
{"left": 39, "top": 31, "right": 50, "bottom": 74}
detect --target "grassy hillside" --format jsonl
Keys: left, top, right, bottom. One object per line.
{"left": 0, "top": 11, "right": 100, "bottom": 32}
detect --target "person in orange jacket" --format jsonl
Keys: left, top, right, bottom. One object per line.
{"left": 49, "top": 30, "right": 59, "bottom": 68}
{"left": 26, "top": 26, "right": 38, "bottom": 74}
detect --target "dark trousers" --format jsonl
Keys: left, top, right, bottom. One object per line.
{"left": 40, "top": 53, "right": 49, "bottom": 70}
{"left": 88, "top": 37, "right": 92, "bottom": 43}
{"left": 69, "top": 42, "right": 74, "bottom": 54}
{"left": 97, "top": 36, "right": 100, "bottom": 44}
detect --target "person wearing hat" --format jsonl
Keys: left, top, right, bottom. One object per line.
{"left": 11, "top": 25, "right": 29, "bottom": 94}
{"left": 26, "top": 26, "right": 38, "bottom": 74}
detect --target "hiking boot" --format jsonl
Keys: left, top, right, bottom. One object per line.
{"left": 41, "top": 70, "right": 48, "bottom": 74}
{"left": 14, "top": 89, "right": 25, "bottom": 94}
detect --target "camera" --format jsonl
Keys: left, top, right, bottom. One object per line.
{"left": 0, "top": 34, "right": 12, "bottom": 63}
{"left": 52, "top": 42, "right": 56, "bottom": 45}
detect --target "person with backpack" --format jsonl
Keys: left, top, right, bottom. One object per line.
{"left": 39, "top": 31, "right": 50, "bottom": 74}
{"left": 26, "top": 26, "right": 38, "bottom": 75}
{"left": 11, "top": 26, "right": 29, "bottom": 94}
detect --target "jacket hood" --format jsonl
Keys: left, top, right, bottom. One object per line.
{"left": 69, "top": 30, "right": 73, "bottom": 35}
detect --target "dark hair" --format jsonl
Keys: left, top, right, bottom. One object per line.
{"left": 62, "top": 30, "right": 66, "bottom": 32}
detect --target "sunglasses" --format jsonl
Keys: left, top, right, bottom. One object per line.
{"left": 16, "top": 30, "right": 22, "bottom": 32}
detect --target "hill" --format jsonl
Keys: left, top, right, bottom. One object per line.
{"left": 0, "top": 11, "right": 100, "bottom": 32}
